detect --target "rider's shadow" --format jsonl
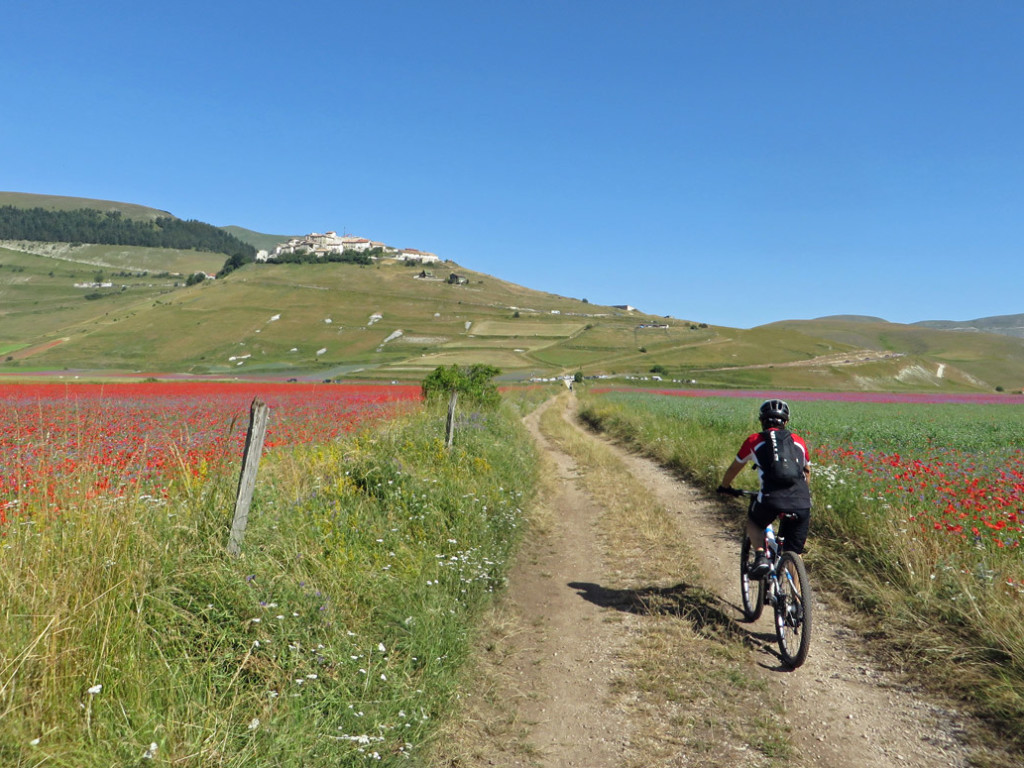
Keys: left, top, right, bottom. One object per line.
{"left": 568, "top": 580, "right": 784, "bottom": 664}
{"left": 568, "top": 581, "right": 746, "bottom": 638}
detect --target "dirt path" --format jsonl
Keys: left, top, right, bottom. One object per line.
{"left": 443, "top": 396, "right": 982, "bottom": 766}
{"left": 491, "top": 404, "right": 632, "bottom": 767}
{"left": 602, "top": 433, "right": 970, "bottom": 768}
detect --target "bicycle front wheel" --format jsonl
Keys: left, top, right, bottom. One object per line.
{"left": 740, "top": 536, "right": 766, "bottom": 621}
{"left": 774, "top": 551, "right": 812, "bottom": 668}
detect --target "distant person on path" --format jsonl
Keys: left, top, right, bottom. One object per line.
{"left": 717, "top": 399, "right": 811, "bottom": 577}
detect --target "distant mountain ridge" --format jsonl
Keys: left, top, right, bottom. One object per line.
{"left": 913, "top": 314, "right": 1024, "bottom": 339}
{"left": 812, "top": 314, "right": 890, "bottom": 324}
{"left": 810, "top": 314, "right": 1024, "bottom": 340}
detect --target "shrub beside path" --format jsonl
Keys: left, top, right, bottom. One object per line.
{"left": 439, "top": 395, "right": 1007, "bottom": 767}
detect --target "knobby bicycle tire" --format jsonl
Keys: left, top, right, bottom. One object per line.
{"left": 774, "top": 551, "right": 812, "bottom": 668}
{"left": 739, "top": 536, "right": 766, "bottom": 621}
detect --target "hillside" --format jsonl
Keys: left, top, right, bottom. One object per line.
{"left": 0, "top": 205, "right": 254, "bottom": 270}
{"left": 764, "top": 317, "right": 1024, "bottom": 392}
{"left": 220, "top": 225, "right": 298, "bottom": 253}
{"left": 2, "top": 246, "right": 1023, "bottom": 391}
{"left": 1, "top": 254, "right": 678, "bottom": 379}
{"left": 0, "top": 193, "right": 1022, "bottom": 391}
{"left": 0, "top": 191, "right": 172, "bottom": 221}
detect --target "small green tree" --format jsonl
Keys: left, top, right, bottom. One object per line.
{"left": 421, "top": 364, "right": 502, "bottom": 408}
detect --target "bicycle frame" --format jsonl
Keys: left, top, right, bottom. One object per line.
{"left": 731, "top": 490, "right": 812, "bottom": 668}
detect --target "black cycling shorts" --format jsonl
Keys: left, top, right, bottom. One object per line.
{"left": 749, "top": 501, "right": 810, "bottom": 554}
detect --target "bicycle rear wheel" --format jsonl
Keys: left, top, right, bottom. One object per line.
{"left": 774, "top": 551, "right": 812, "bottom": 668}
{"left": 740, "top": 536, "right": 766, "bottom": 621}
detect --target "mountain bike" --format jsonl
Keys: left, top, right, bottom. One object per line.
{"left": 719, "top": 488, "right": 812, "bottom": 668}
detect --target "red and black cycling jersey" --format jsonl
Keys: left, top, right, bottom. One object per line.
{"left": 735, "top": 427, "right": 811, "bottom": 509}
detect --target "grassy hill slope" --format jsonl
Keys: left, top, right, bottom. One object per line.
{"left": 0, "top": 244, "right": 228, "bottom": 359}
{"left": 220, "top": 225, "right": 297, "bottom": 253}
{"left": 0, "top": 191, "right": 172, "bottom": 220}
{"left": 3, "top": 251, "right": 1023, "bottom": 391}
{"left": 5, "top": 259, "right": 658, "bottom": 378}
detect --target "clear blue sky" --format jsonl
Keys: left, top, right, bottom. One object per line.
{"left": 3, "top": 1, "right": 1022, "bottom": 328}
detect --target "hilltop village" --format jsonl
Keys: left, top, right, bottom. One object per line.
{"left": 256, "top": 231, "right": 440, "bottom": 264}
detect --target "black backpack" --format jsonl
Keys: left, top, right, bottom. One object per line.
{"left": 761, "top": 429, "right": 802, "bottom": 489}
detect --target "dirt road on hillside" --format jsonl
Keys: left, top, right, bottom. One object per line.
{"left": 441, "top": 396, "right": 997, "bottom": 767}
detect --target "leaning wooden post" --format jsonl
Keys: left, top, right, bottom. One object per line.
{"left": 445, "top": 390, "right": 458, "bottom": 450}
{"left": 228, "top": 398, "right": 270, "bottom": 557}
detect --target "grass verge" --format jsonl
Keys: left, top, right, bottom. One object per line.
{"left": 0, "top": 400, "right": 538, "bottom": 767}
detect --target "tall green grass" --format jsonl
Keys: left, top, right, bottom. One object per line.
{"left": 577, "top": 389, "right": 1024, "bottom": 755}
{"left": 0, "top": 401, "right": 538, "bottom": 766}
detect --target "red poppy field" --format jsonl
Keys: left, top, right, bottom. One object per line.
{"left": 0, "top": 381, "right": 421, "bottom": 523}
{"left": 819, "top": 445, "right": 1023, "bottom": 548}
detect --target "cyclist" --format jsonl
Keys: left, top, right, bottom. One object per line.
{"left": 717, "top": 399, "right": 811, "bottom": 578}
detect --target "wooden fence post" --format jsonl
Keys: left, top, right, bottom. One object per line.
{"left": 445, "top": 390, "right": 458, "bottom": 450}
{"left": 227, "top": 398, "right": 270, "bottom": 557}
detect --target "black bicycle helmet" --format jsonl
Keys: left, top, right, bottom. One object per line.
{"left": 759, "top": 398, "right": 790, "bottom": 428}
